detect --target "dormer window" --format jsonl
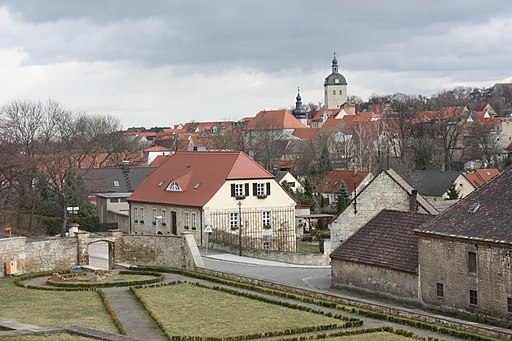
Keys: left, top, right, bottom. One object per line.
{"left": 113, "top": 180, "right": 120, "bottom": 187}
{"left": 166, "top": 180, "right": 182, "bottom": 192}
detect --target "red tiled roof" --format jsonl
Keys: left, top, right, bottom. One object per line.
{"left": 316, "top": 170, "right": 371, "bottom": 194}
{"left": 128, "top": 151, "right": 274, "bottom": 207}
{"left": 311, "top": 108, "right": 341, "bottom": 122}
{"left": 463, "top": 168, "right": 500, "bottom": 188}
{"left": 150, "top": 155, "right": 172, "bottom": 167}
{"left": 292, "top": 128, "right": 318, "bottom": 140}
{"left": 144, "top": 145, "right": 172, "bottom": 152}
{"left": 247, "top": 110, "right": 307, "bottom": 130}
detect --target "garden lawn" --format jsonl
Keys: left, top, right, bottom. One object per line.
{"left": 134, "top": 283, "right": 344, "bottom": 338}
{"left": 0, "top": 333, "right": 96, "bottom": 340}
{"left": 0, "top": 278, "right": 117, "bottom": 332}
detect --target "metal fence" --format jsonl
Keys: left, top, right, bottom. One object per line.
{"left": 208, "top": 208, "right": 296, "bottom": 252}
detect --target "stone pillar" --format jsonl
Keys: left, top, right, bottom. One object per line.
{"left": 181, "top": 232, "right": 204, "bottom": 270}
{"left": 75, "top": 231, "right": 89, "bottom": 266}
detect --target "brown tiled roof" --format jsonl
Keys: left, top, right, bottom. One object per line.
{"left": 292, "top": 128, "right": 318, "bottom": 140}
{"left": 416, "top": 168, "right": 512, "bottom": 244}
{"left": 331, "top": 210, "right": 433, "bottom": 273}
{"left": 128, "top": 151, "right": 274, "bottom": 207}
{"left": 316, "top": 170, "right": 371, "bottom": 194}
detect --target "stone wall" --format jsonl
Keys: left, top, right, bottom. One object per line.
{"left": 0, "top": 237, "right": 77, "bottom": 276}
{"left": 0, "top": 230, "right": 203, "bottom": 276}
{"left": 332, "top": 260, "right": 418, "bottom": 299}
{"left": 419, "top": 235, "right": 512, "bottom": 319}
{"left": 330, "top": 171, "right": 414, "bottom": 250}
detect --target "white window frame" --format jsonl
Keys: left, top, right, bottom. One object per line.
{"left": 256, "top": 183, "right": 266, "bottom": 197}
{"left": 184, "top": 212, "right": 190, "bottom": 229}
{"left": 152, "top": 209, "right": 157, "bottom": 225}
{"left": 161, "top": 209, "right": 167, "bottom": 226}
{"left": 263, "top": 211, "right": 271, "bottom": 227}
{"left": 166, "top": 180, "right": 182, "bottom": 192}
{"left": 230, "top": 212, "right": 239, "bottom": 229}
{"left": 235, "top": 183, "right": 244, "bottom": 197}
{"left": 134, "top": 207, "right": 138, "bottom": 222}
{"left": 139, "top": 207, "right": 144, "bottom": 223}
{"left": 191, "top": 212, "right": 197, "bottom": 230}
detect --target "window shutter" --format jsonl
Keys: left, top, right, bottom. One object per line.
{"left": 231, "top": 184, "right": 235, "bottom": 197}
{"left": 245, "top": 183, "right": 249, "bottom": 196}
{"left": 266, "top": 182, "right": 271, "bottom": 195}
{"left": 253, "top": 183, "right": 257, "bottom": 196}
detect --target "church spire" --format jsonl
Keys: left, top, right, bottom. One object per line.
{"left": 332, "top": 52, "right": 338, "bottom": 73}
{"left": 292, "top": 87, "right": 306, "bottom": 120}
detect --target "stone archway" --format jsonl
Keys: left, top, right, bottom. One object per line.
{"left": 87, "top": 240, "right": 113, "bottom": 270}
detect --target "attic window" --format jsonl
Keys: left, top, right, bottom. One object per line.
{"left": 158, "top": 180, "right": 165, "bottom": 187}
{"left": 166, "top": 180, "right": 182, "bottom": 192}
{"left": 194, "top": 182, "right": 202, "bottom": 190}
{"left": 113, "top": 180, "right": 120, "bottom": 187}
{"left": 468, "top": 203, "right": 480, "bottom": 213}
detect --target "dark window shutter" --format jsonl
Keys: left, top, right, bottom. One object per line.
{"left": 266, "top": 182, "right": 271, "bottom": 195}
{"left": 245, "top": 183, "right": 249, "bottom": 196}
{"left": 253, "top": 183, "right": 257, "bottom": 196}
{"left": 231, "top": 184, "right": 235, "bottom": 197}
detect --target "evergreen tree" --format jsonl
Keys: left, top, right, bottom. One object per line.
{"left": 445, "top": 182, "right": 461, "bottom": 200}
{"left": 336, "top": 185, "right": 351, "bottom": 214}
{"left": 300, "top": 177, "right": 317, "bottom": 209}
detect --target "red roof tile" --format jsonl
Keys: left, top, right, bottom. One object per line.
{"left": 316, "top": 170, "right": 371, "bottom": 194}
{"left": 292, "top": 128, "right": 318, "bottom": 140}
{"left": 247, "top": 110, "right": 307, "bottom": 130}
{"left": 128, "top": 151, "right": 274, "bottom": 207}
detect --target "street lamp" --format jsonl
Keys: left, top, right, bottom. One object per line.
{"left": 238, "top": 201, "right": 243, "bottom": 256}
{"left": 155, "top": 215, "right": 163, "bottom": 235}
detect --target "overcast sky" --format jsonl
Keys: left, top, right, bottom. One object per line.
{"left": 1, "top": 1, "right": 511, "bottom": 128}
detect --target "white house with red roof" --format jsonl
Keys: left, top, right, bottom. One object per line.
{"left": 128, "top": 151, "right": 297, "bottom": 251}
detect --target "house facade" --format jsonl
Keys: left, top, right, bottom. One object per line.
{"left": 416, "top": 168, "right": 512, "bottom": 319}
{"left": 329, "top": 169, "right": 438, "bottom": 251}
{"left": 128, "top": 151, "right": 297, "bottom": 251}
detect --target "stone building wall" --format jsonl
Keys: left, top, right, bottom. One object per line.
{"left": 330, "top": 172, "right": 419, "bottom": 250}
{"left": 106, "top": 210, "right": 130, "bottom": 233}
{"left": 418, "top": 235, "right": 512, "bottom": 319}
{"left": 0, "top": 237, "right": 77, "bottom": 275}
{"left": 0, "top": 230, "right": 202, "bottom": 276}
{"left": 332, "top": 260, "right": 418, "bottom": 299}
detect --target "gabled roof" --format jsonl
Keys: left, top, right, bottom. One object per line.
{"left": 247, "top": 110, "right": 307, "bottom": 130}
{"left": 416, "top": 168, "right": 512, "bottom": 244}
{"left": 369, "top": 169, "right": 439, "bottom": 215}
{"left": 463, "top": 168, "right": 500, "bottom": 188}
{"left": 311, "top": 108, "right": 341, "bottom": 122}
{"left": 406, "top": 170, "right": 461, "bottom": 197}
{"left": 331, "top": 210, "right": 433, "bottom": 273}
{"left": 78, "top": 166, "right": 155, "bottom": 194}
{"left": 292, "top": 128, "right": 318, "bottom": 140}
{"left": 317, "top": 170, "right": 371, "bottom": 194}
{"left": 128, "top": 151, "right": 274, "bottom": 207}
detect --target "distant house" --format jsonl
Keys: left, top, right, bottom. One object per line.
{"left": 416, "top": 168, "right": 512, "bottom": 319}
{"left": 329, "top": 169, "right": 438, "bottom": 251}
{"left": 128, "top": 151, "right": 297, "bottom": 251}
{"left": 78, "top": 162, "right": 155, "bottom": 230}
{"left": 331, "top": 210, "right": 433, "bottom": 299}
{"left": 143, "top": 145, "right": 174, "bottom": 165}
{"left": 274, "top": 171, "right": 304, "bottom": 193}
{"left": 316, "top": 170, "right": 372, "bottom": 206}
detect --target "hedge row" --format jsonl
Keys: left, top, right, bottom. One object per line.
{"left": 45, "top": 270, "right": 164, "bottom": 289}
{"left": 97, "top": 288, "right": 127, "bottom": 335}
{"left": 131, "top": 283, "right": 356, "bottom": 341}
{"left": 132, "top": 266, "right": 500, "bottom": 341}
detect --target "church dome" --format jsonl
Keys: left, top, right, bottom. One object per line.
{"left": 292, "top": 88, "right": 307, "bottom": 119}
{"left": 324, "top": 73, "right": 347, "bottom": 86}
{"left": 324, "top": 53, "right": 347, "bottom": 86}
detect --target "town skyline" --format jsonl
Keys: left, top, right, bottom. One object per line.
{"left": 1, "top": 0, "right": 511, "bottom": 128}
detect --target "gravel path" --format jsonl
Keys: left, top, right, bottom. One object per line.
{"left": 102, "top": 287, "right": 167, "bottom": 341}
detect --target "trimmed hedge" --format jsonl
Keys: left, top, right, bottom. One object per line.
{"left": 97, "top": 288, "right": 126, "bottom": 335}
{"left": 131, "top": 281, "right": 361, "bottom": 341}
{"left": 133, "top": 266, "right": 501, "bottom": 341}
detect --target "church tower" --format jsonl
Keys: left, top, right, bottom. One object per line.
{"left": 292, "top": 87, "right": 307, "bottom": 126}
{"left": 324, "top": 53, "right": 348, "bottom": 109}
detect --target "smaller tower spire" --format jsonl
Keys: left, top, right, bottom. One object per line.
{"left": 292, "top": 87, "right": 306, "bottom": 120}
{"left": 332, "top": 52, "right": 338, "bottom": 73}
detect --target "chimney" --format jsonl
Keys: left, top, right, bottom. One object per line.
{"left": 122, "top": 160, "right": 130, "bottom": 172}
{"left": 410, "top": 189, "right": 418, "bottom": 212}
